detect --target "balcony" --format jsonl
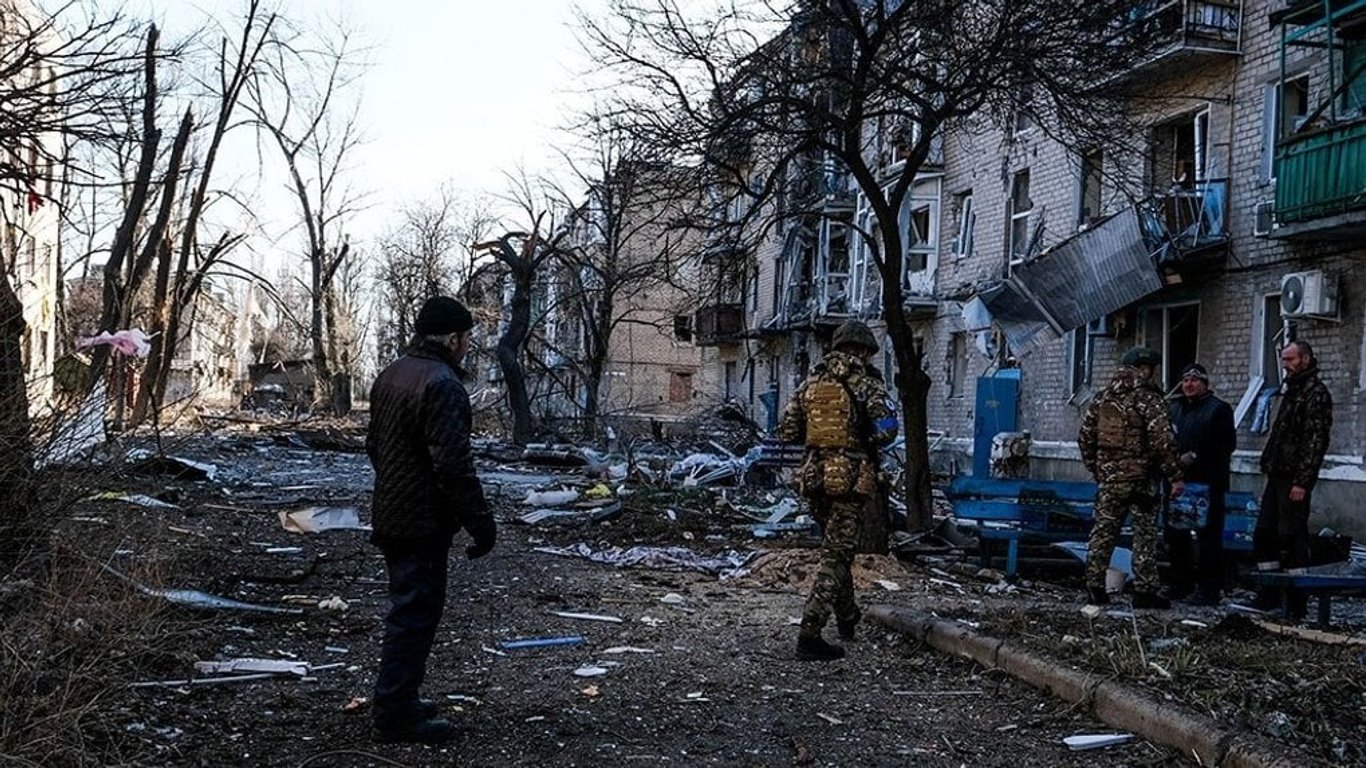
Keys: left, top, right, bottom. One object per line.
{"left": 1109, "top": 1, "right": 1243, "bottom": 81}
{"left": 792, "top": 163, "right": 855, "bottom": 210}
{"left": 1272, "top": 118, "right": 1366, "bottom": 240}
{"left": 694, "top": 303, "right": 744, "bottom": 346}
{"left": 1145, "top": 178, "right": 1230, "bottom": 278}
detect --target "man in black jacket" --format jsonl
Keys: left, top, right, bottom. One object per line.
{"left": 1253, "top": 340, "right": 1333, "bottom": 620}
{"left": 1163, "top": 363, "right": 1236, "bottom": 605}
{"left": 366, "top": 296, "right": 496, "bottom": 743}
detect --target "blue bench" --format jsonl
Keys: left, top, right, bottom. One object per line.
{"left": 945, "top": 476, "right": 1258, "bottom": 578}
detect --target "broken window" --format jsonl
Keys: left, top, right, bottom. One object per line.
{"left": 673, "top": 314, "right": 693, "bottom": 343}
{"left": 724, "top": 361, "right": 736, "bottom": 400}
{"left": 669, "top": 371, "right": 693, "bottom": 402}
{"left": 1152, "top": 110, "right": 1209, "bottom": 189}
{"left": 946, "top": 332, "right": 969, "bottom": 398}
{"left": 1263, "top": 75, "right": 1309, "bottom": 182}
{"left": 1077, "top": 149, "right": 1104, "bottom": 228}
{"left": 1007, "top": 169, "right": 1033, "bottom": 269}
{"left": 1068, "top": 328, "right": 1094, "bottom": 395}
{"left": 1257, "top": 294, "right": 1284, "bottom": 387}
{"left": 904, "top": 202, "right": 935, "bottom": 276}
{"left": 771, "top": 254, "right": 785, "bottom": 317}
{"left": 1013, "top": 81, "right": 1037, "bottom": 135}
{"left": 1345, "top": 40, "right": 1366, "bottom": 117}
{"left": 1140, "top": 302, "right": 1200, "bottom": 392}
{"left": 952, "top": 192, "right": 974, "bottom": 258}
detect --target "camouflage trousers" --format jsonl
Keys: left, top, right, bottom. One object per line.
{"left": 799, "top": 497, "right": 862, "bottom": 639}
{"left": 1085, "top": 481, "right": 1160, "bottom": 595}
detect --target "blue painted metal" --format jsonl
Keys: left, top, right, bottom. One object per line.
{"left": 947, "top": 475, "right": 1261, "bottom": 577}
{"left": 972, "top": 369, "right": 1020, "bottom": 477}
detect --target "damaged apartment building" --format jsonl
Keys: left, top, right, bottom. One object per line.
{"left": 2, "top": 0, "right": 62, "bottom": 413}
{"left": 469, "top": 165, "right": 722, "bottom": 437}
{"left": 693, "top": 0, "right": 1366, "bottom": 534}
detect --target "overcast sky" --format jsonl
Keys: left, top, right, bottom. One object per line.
{"left": 111, "top": 0, "right": 606, "bottom": 245}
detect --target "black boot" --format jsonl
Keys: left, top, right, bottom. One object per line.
{"left": 796, "top": 635, "right": 846, "bottom": 661}
{"left": 836, "top": 608, "right": 862, "bottom": 641}
{"left": 373, "top": 716, "right": 456, "bottom": 744}
{"left": 1132, "top": 592, "right": 1171, "bottom": 610}
{"left": 1086, "top": 587, "right": 1110, "bottom": 606}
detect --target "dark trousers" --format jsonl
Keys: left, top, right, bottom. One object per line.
{"left": 373, "top": 545, "right": 449, "bottom": 727}
{"left": 1163, "top": 494, "right": 1226, "bottom": 595}
{"left": 1252, "top": 476, "right": 1312, "bottom": 615}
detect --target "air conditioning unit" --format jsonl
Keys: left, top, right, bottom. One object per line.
{"left": 1253, "top": 200, "right": 1276, "bottom": 237}
{"left": 1280, "top": 270, "right": 1338, "bottom": 319}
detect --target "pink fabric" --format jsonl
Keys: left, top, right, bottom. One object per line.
{"left": 77, "top": 329, "right": 152, "bottom": 358}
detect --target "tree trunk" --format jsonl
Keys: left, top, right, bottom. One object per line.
{"left": 129, "top": 238, "right": 173, "bottom": 426}
{"left": 0, "top": 272, "right": 39, "bottom": 574}
{"left": 500, "top": 267, "right": 535, "bottom": 443}
{"left": 310, "top": 251, "right": 332, "bottom": 413}
{"left": 856, "top": 487, "right": 889, "bottom": 554}
{"left": 901, "top": 354, "right": 934, "bottom": 532}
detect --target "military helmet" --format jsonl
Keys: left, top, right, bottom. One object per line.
{"left": 831, "top": 320, "right": 878, "bottom": 353}
{"left": 1121, "top": 345, "right": 1161, "bottom": 368}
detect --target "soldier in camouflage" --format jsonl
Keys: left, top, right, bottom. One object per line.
{"left": 1078, "top": 346, "right": 1185, "bottom": 609}
{"left": 778, "top": 320, "right": 898, "bottom": 661}
{"left": 1252, "top": 340, "right": 1333, "bottom": 620}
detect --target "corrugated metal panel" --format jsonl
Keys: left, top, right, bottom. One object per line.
{"left": 979, "top": 208, "right": 1163, "bottom": 355}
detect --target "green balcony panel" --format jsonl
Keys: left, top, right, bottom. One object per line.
{"left": 1274, "top": 119, "right": 1366, "bottom": 224}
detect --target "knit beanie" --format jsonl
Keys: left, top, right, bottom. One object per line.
{"left": 1180, "top": 362, "right": 1209, "bottom": 382}
{"left": 415, "top": 296, "right": 474, "bottom": 335}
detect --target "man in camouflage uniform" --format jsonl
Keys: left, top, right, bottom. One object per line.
{"left": 778, "top": 320, "right": 898, "bottom": 661}
{"left": 1253, "top": 340, "right": 1333, "bottom": 620}
{"left": 1078, "top": 346, "right": 1185, "bottom": 609}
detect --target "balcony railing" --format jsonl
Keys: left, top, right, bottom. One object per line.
{"left": 1274, "top": 118, "right": 1366, "bottom": 225}
{"left": 1108, "top": 1, "right": 1243, "bottom": 77}
{"left": 694, "top": 303, "right": 744, "bottom": 346}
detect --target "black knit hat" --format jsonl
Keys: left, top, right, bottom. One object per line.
{"left": 415, "top": 296, "right": 473, "bottom": 335}
{"left": 1180, "top": 362, "right": 1209, "bottom": 382}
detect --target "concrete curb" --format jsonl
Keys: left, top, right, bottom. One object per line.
{"left": 867, "top": 605, "right": 1301, "bottom": 768}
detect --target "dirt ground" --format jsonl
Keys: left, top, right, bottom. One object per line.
{"left": 6, "top": 424, "right": 1360, "bottom": 766}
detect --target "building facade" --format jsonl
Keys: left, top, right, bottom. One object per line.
{"left": 697, "top": 0, "right": 1366, "bottom": 535}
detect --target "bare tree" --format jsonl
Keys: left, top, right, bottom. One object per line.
{"left": 550, "top": 115, "right": 700, "bottom": 434}
{"left": 375, "top": 188, "right": 463, "bottom": 360}
{"left": 248, "top": 16, "right": 366, "bottom": 412}
{"left": 0, "top": 2, "right": 151, "bottom": 568}
{"left": 473, "top": 173, "right": 571, "bottom": 445}
{"left": 583, "top": 0, "right": 1164, "bottom": 530}
{"left": 131, "top": 0, "right": 278, "bottom": 425}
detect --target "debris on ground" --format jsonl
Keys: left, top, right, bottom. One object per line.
{"left": 533, "top": 543, "right": 759, "bottom": 577}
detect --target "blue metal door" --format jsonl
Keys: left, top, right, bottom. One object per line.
{"left": 973, "top": 369, "right": 1020, "bottom": 477}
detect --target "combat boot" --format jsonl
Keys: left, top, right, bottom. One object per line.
{"left": 1132, "top": 592, "right": 1171, "bottom": 610}
{"left": 836, "top": 607, "right": 862, "bottom": 641}
{"left": 1086, "top": 587, "right": 1110, "bottom": 606}
{"left": 796, "top": 635, "right": 846, "bottom": 661}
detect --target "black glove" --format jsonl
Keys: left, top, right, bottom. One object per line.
{"left": 464, "top": 513, "right": 496, "bottom": 559}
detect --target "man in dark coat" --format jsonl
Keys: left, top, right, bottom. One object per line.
{"left": 366, "top": 296, "right": 496, "bottom": 743}
{"left": 1254, "top": 340, "right": 1333, "bottom": 620}
{"left": 1162, "top": 362, "right": 1236, "bottom": 605}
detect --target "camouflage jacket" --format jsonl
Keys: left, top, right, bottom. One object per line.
{"left": 777, "top": 350, "right": 897, "bottom": 457}
{"left": 1078, "top": 367, "right": 1183, "bottom": 485}
{"left": 1260, "top": 365, "right": 1333, "bottom": 489}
